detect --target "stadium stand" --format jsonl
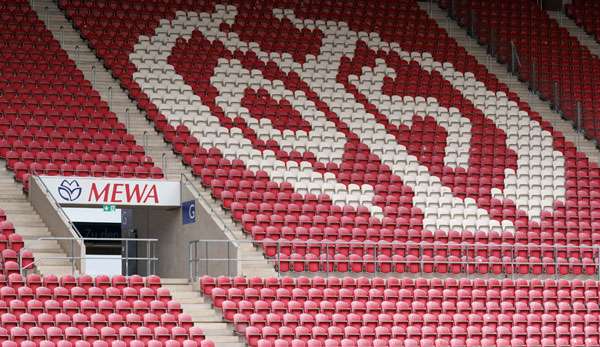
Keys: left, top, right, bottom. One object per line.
{"left": 3, "top": 0, "right": 600, "bottom": 346}
{"left": 56, "top": 0, "right": 600, "bottom": 275}
{"left": 201, "top": 275, "right": 600, "bottom": 347}
{"left": 0, "top": 1, "right": 222, "bottom": 346}
{"left": 439, "top": 0, "right": 600, "bottom": 145}
{"left": 0, "top": 272, "right": 214, "bottom": 347}
{"left": 0, "top": 0, "right": 164, "bottom": 192}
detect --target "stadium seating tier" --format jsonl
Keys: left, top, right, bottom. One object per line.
{"left": 0, "top": 274, "right": 213, "bottom": 347}
{"left": 201, "top": 275, "right": 600, "bottom": 347}
{"left": 1, "top": 0, "right": 600, "bottom": 345}
{"left": 54, "top": 0, "right": 600, "bottom": 274}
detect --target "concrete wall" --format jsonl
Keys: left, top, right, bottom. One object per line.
{"left": 132, "top": 180, "right": 238, "bottom": 279}
{"left": 28, "top": 176, "right": 86, "bottom": 272}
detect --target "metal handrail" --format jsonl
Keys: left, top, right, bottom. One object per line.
{"left": 510, "top": 41, "right": 522, "bottom": 66}
{"left": 188, "top": 239, "right": 600, "bottom": 280}
{"left": 32, "top": 175, "right": 82, "bottom": 239}
{"left": 161, "top": 153, "right": 168, "bottom": 175}
{"left": 182, "top": 173, "right": 247, "bottom": 281}
{"left": 22, "top": 237, "right": 159, "bottom": 276}
{"left": 509, "top": 40, "right": 522, "bottom": 76}
{"left": 26, "top": 175, "right": 85, "bottom": 274}
{"left": 188, "top": 238, "right": 600, "bottom": 251}
{"left": 189, "top": 239, "right": 237, "bottom": 281}
{"left": 38, "top": 237, "right": 159, "bottom": 241}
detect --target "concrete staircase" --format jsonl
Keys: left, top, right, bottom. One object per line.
{"left": 162, "top": 278, "right": 244, "bottom": 347}
{"left": 423, "top": 4, "right": 600, "bottom": 165}
{"left": 548, "top": 11, "right": 600, "bottom": 61}
{"left": 0, "top": 165, "right": 76, "bottom": 275}
{"left": 30, "top": 0, "right": 276, "bottom": 278}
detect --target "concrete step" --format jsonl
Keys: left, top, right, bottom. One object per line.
{"left": 5, "top": 214, "right": 44, "bottom": 223}
{"left": 161, "top": 283, "right": 197, "bottom": 291}
{"left": 208, "top": 336, "right": 242, "bottom": 344}
{"left": 0, "top": 178, "right": 22, "bottom": 184}
{"left": 0, "top": 193, "right": 31, "bottom": 199}
{"left": 31, "top": 252, "right": 74, "bottom": 266}
{"left": 24, "top": 239, "right": 63, "bottom": 251}
{"left": 155, "top": 279, "right": 241, "bottom": 346}
{"left": 195, "top": 322, "right": 230, "bottom": 331}
{"left": 180, "top": 303, "right": 214, "bottom": 312}
{"left": 189, "top": 313, "right": 224, "bottom": 322}
{"left": 36, "top": 265, "right": 79, "bottom": 276}
{"left": 170, "top": 291, "right": 205, "bottom": 300}
{"left": 1, "top": 208, "right": 37, "bottom": 215}
{"left": 175, "top": 298, "right": 209, "bottom": 305}
{"left": 0, "top": 201, "right": 33, "bottom": 208}
{"left": 17, "top": 228, "right": 53, "bottom": 238}
{"left": 162, "top": 278, "right": 191, "bottom": 285}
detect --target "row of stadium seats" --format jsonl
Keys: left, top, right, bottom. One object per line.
{"left": 200, "top": 275, "right": 600, "bottom": 291}
{"left": 201, "top": 276, "right": 600, "bottom": 347}
{"left": 11, "top": 162, "right": 164, "bottom": 183}
{"left": 4, "top": 152, "right": 151, "bottom": 168}
{"left": 0, "top": 341, "right": 213, "bottom": 347}
{"left": 0, "top": 314, "right": 192, "bottom": 331}
{"left": 272, "top": 252, "right": 597, "bottom": 275}
{"left": 0, "top": 274, "right": 161, "bottom": 290}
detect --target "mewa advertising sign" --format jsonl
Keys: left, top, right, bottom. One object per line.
{"left": 39, "top": 176, "right": 181, "bottom": 207}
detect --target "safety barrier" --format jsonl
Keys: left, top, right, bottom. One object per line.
{"left": 21, "top": 237, "right": 159, "bottom": 276}
{"left": 188, "top": 239, "right": 600, "bottom": 281}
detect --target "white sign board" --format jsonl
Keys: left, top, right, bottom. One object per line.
{"left": 85, "top": 255, "right": 122, "bottom": 276}
{"left": 39, "top": 176, "right": 181, "bottom": 207}
{"left": 64, "top": 207, "right": 122, "bottom": 223}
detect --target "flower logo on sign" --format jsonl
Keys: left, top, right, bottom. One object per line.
{"left": 58, "top": 179, "right": 82, "bottom": 202}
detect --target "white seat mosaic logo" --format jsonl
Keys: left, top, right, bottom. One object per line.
{"left": 129, "top": 5, "right": 566, "bottom": 233}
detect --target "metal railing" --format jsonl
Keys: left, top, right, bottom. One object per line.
{"left": 183, "top": 173, "right": 251, "bottom": 279}
{"left": 189, "top": 239, "right": 238, "bottom": 280}
{"left": 188, "top": 239, "right": 600, "bottom": 281}
{"left": 509, "top": 41, "right": 521, "bottom": 75}
{"left": 33, "top": 175, "right": 82, "bottom": 238}
{"left": 161, "top": 153, "right": 168, "bottom": 176}
{"left": 21, "top": 237, "right": 159, "bottom": 276}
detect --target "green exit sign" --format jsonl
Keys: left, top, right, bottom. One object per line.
{"left": 102, "top": 205, "right": 116, "bottom": 212}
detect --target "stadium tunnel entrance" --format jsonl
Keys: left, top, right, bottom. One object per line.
{"left": 26, "top": 175, "right": 235, "bottom": 278}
